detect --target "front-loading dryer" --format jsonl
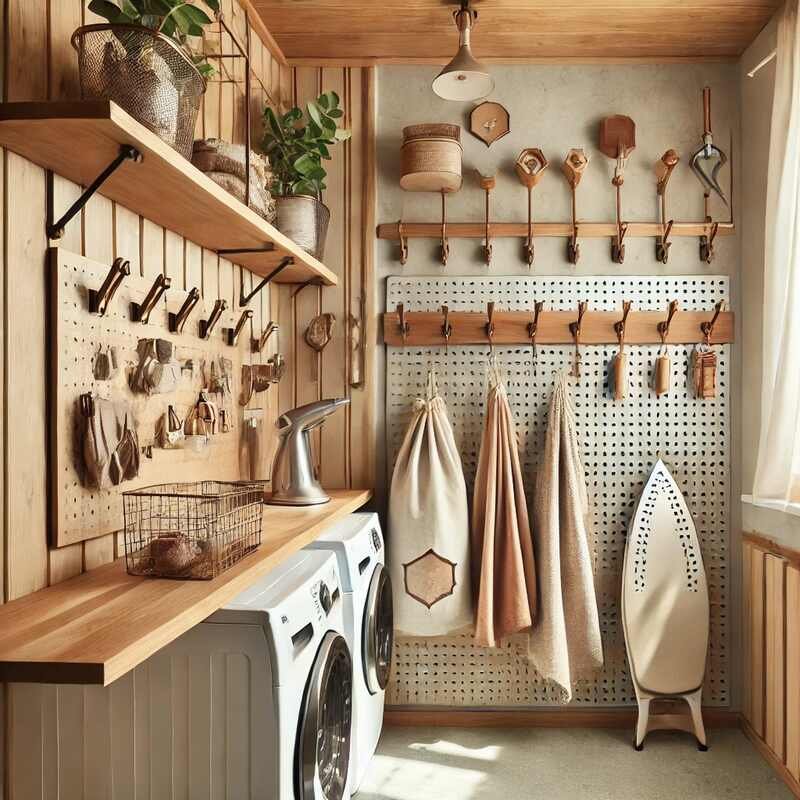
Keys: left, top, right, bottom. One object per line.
{"left": 305, "top": 513, "right": 393, "bottom": 794}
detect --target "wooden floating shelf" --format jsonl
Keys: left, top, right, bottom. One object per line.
{"left": 0, "top": 490, "right": 370, "bottom": 685}
{"left": 377, "top": 221, "right": 734, "bottom": 240}
{"left": 382, "top": 310, "right": 734, "bottom": 347}
{"left": 0, "top": 100, "right": 337, "bottom": 286}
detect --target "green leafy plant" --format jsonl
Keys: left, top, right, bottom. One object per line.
{"left": 87, "top": 0, "right": 219, "bottom": 78}
{"left": 261, "top": 91, "right": 351, "bottom": 198}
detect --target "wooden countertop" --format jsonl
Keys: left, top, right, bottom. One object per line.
{"left": 0, "top": 490, "right": 371, "bottom": 686}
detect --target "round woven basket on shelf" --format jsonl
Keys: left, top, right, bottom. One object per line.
{"left": 71, "top": 24, "right": 206, "bottom": 160}
{"left": 400, "top": 123, "right": 463, "bottom": 193}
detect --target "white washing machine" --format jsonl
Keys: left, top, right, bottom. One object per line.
{"left": 12, "top": 549, "right": 353, "bottom": 799}
{"left": 305, "top": 513, "right": 393, "bottom": 794}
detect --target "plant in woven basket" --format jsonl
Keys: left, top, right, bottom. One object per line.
{"left": 87, "top": 0, "right": 218, "bottom": 78}
{"left": 261, "top": 92, "right": 351, "bottom": 198}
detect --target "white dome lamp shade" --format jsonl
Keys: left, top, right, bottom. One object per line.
{"left": 432, "top": 1, "right": 494, "bottom": 102}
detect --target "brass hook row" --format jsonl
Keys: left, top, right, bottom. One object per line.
{"left": 392, "top": 300, "right": 726, "bottom": 346}
{"left": 88, "top": 260, "right": 260, "bottom": 347}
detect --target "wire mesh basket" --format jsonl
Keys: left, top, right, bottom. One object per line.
{"left": 72, "top": 24, "right": 206, "bottom": 159}
{"left": 123, "top": 481, "right": 264, "bottom": 580}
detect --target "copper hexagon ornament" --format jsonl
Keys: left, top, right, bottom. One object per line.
{"left": 469, "top": 101, "right": 510, "bottom": 147}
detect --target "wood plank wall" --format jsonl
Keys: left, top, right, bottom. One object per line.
{"left": 273, "top": 65, "right": 376, "bottom": 492}
{"left": 742, "top": 534, "right": 800, "bottom": 797}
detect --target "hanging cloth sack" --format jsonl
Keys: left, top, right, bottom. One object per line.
{"left": 527, "top": 372, "right": 604, "bottom": 701}
{"left": 472, "top": 362, "right": 538, "bottom": 647}
{"left": 388, "top": 368, "right": 473, "bottom": 636}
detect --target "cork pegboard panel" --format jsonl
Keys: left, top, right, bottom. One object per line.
{"left": 385, "top": 276, "right": 729, "bottom": 707}
{"left": 50, "top": 247, "right": 252, "bottom": 547}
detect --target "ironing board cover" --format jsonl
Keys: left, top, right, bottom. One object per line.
{"left": 622, "top": 459, "right": 709, "bottom": 695}
{"left": 388, "top": 369, "right": 473, "bottom": 636}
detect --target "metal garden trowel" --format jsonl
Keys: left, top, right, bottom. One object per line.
{"left": 690, "top": 87, "right": 728, "bottom": 205}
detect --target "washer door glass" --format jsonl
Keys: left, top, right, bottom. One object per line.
{"left": 363, "top": 563, "right": 394, "bottom": 694}
{"left": 296, "top": 632, "right": 353, "bottom": 800}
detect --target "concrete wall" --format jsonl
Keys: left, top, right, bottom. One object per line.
{"left": 738, "top": 18, "right": 800, "bottom": 546}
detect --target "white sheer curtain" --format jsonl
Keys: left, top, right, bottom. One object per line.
{"left": 753, "top": 0, "right": 800, "bottom": 505}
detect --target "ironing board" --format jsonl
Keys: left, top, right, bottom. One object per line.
{"left": 622, "top": 459, "right": 710, "bottom": 750}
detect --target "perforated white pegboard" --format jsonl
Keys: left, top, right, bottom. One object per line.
{"left": 385, "top": 276, "right": 729, "bottom": 707}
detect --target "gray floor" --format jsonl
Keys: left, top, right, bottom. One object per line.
{"left": 358, "top": 727, "right": 791, "bottom": 800}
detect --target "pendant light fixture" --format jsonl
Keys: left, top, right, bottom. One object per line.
{"left": 432, "top": 1, "right": 494, "bottom": 102}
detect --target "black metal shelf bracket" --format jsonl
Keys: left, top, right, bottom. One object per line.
{"left": 239, "top": 257, "right": 293, "bottom": 307}
{"left": 47, "top": 145, "right": 142, "bottom": 240}
{"left": 218, "top": 244, "right": 275, "bottom": 256}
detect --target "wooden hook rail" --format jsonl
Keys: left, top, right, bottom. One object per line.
{"left": 382, "top": 307, "right": 734, "bottom": 347}
{"left": 377, "top": 220, "right": 733, "bottom": 242}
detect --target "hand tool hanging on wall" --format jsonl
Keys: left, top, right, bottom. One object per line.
{"left": 655, "top": 300, "right": 678, "bottom": 396}
{"left": 655, "top": 150, "right": 679, "bottom": 264}
{"left": 599, "top": 116, "right": 636, "bottom": 264}
{"left": 514, "top": 149, "right": 548, "bottom": 266}
{"left": 691, "top": 87, "right": 728, "bottom": 264}
{"left": 477, "top": 172, "right": 496, "bottom": 265}
{"left": 561, "top": 149, "right": 589, "bottom": 264}
{"left": 305, "top": 313, "right": 336, "bottom": 382}
{"left": 611, "top": 301, "right": 632, "bottom": 400}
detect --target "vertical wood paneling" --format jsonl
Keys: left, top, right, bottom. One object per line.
{"left": 786, "top": 565, "right": 800, "bottom": 781}
{"left": 133, "top": 667, "right": 151, "bottom": 800}
{"left": 57, "top": 685, "right": 85, "bottom": 799}
{"left": 8, "top": 685, "right": 44, "bottom": 799}
{"left": 188, "top": 655, "right": 212, "bottom": 800}
{"left": 149, "top": 654, "right": 173, "bottom": 795}
{"left": 766, "top": 555, "right": 787, "bottom": 760}
{"left": 110, "top": 674, "right": 135, "bottom": 800}
{"left": 747, "top": 545, "right": 766, "bottom": 737}
{"left": 83, "top": 685, "right": 111, "bottom": 799}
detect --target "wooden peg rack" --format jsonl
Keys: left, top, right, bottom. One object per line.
{"left": 377, "top": 220, "right": 733, "bottom": 242}
{"left": 382, "top": 308, "right": 734, "bottom": 347}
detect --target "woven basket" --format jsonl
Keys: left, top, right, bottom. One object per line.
{"left": 72, "top": 24, "right": 206, "bottom": 159}
{"left": 400, "top": 124, "right": 463, "bottom": 193}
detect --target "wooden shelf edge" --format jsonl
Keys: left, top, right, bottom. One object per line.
{"left": 377, "top": 221, "right": 735, "bottom": 240}
{"left": 0, "top": 489, "right": 371, "bottom": 686}
{"left": 0, "top": 100, "right": 337, "bottom": 287}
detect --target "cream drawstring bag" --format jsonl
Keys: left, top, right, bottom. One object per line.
{"left": 472, "top": 361, "right": 538, "bottom": 647}
{"left": 388, "top": 368, "right": 473, "bottom": 636}
{"left": 528, "top": 372, "right": 603, "bottom": 701}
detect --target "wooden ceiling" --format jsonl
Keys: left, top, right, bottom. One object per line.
{"left": 251, "top": 0, "right": 781, "bottom": 64}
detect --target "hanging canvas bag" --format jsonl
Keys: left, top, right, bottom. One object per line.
{"left": 388, "top": 368, "right": 473, "bottom": 636}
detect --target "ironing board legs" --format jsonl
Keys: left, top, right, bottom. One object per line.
{"left": 633, "top": 687, "right": 707, "bottom": 751}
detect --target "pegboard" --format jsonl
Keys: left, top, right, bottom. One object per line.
{"left": 385, "top": 275, "right": 729, "bottom": 707}
{"left": 50, "top": 247, "right": 251, "bottom": 548}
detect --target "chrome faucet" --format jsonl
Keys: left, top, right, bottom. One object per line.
{"left": 266, "top": 398, "right": 350, "bottom": 506}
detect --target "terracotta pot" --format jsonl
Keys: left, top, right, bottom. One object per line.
{"left": 275, "top": 195, "right": 330, "bottom": 261}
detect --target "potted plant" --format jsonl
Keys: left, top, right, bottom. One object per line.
{"left": 72, "top": 1, "right": 218, "bottom": 159}
{"left": 261, "top": 92, "right": 351, "bottom": 260}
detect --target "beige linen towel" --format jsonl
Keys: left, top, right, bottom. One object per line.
{"left": 388, "top": 369, "right": 473, "bottom": 636}
{"left": 472, "top": 367, "right": 537, "bottom": 647}
{"left": 527, "top": 372, "right": 603, "bottom": 701}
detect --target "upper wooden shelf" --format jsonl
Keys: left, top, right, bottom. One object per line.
{"left": 0, "top": 490, "right": 371, "bottom": 686}
{"left": 0, "top": 100, "right": 337, "bottom": 286}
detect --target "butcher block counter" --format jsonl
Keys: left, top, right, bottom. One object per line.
{"left": 0, "top": 490, "right": 371, "bottom": 686}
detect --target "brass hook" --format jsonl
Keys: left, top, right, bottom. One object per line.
{"left": 131, "top": 273, "right": 171, "bottom": 324}
{"left": 440, "top": 192, "right": 449, "bottom": 266}
{"left": 199, "top": 298, "right": 227, "bottom": 339}
{"left": 700, "top": 299, "right": 725, "bottom": 344}
{"left": 486, "top": 302, "right": 496, "bottom": 354}
{"left": 397, "top": 303, "right": 410, "bottom": 345}
{"left": 700, "top": 221, "right": 719, "bottom": 264}
{"left": 477, "top": 173, "right": 495, "bottom": 266}
{"left": 614, "top": 300, "right": 632, "bottom": 350}
{"left": 657, "top": 300, "right": 679, "bottom": 344}
{"left": 398, "top": 220, "right": 408, "bottom": 266}
{"left": 168, "top": 286, "right": 201, "bottom": 333}
{"left": 569, "top": 301, "right": 588, "bottom": 379}
{"left": 225, "top": 309, "right": 253, "bottom": 347}
{"left": 612, "top": 219, "right": 629, "bottom": 264}
{"left": 252, "top": 321, "right": 279, "bottom": 353}
{"left": 655, "top": 149, "right": 679, "bottom": 264}
{"left": 568, "top": 223, "right": 580, "bottom": 266}
{"left": 562, "top": 148, "right": 588, "bottom": 264}
{"left": 89, "top": 257, "right": 130, "bottom": 316}
{"left": 528, "top": 300, "right": 544, "bottom": 368}
{"left": 441, "top": 305, "right": 452, "bottom": 352}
